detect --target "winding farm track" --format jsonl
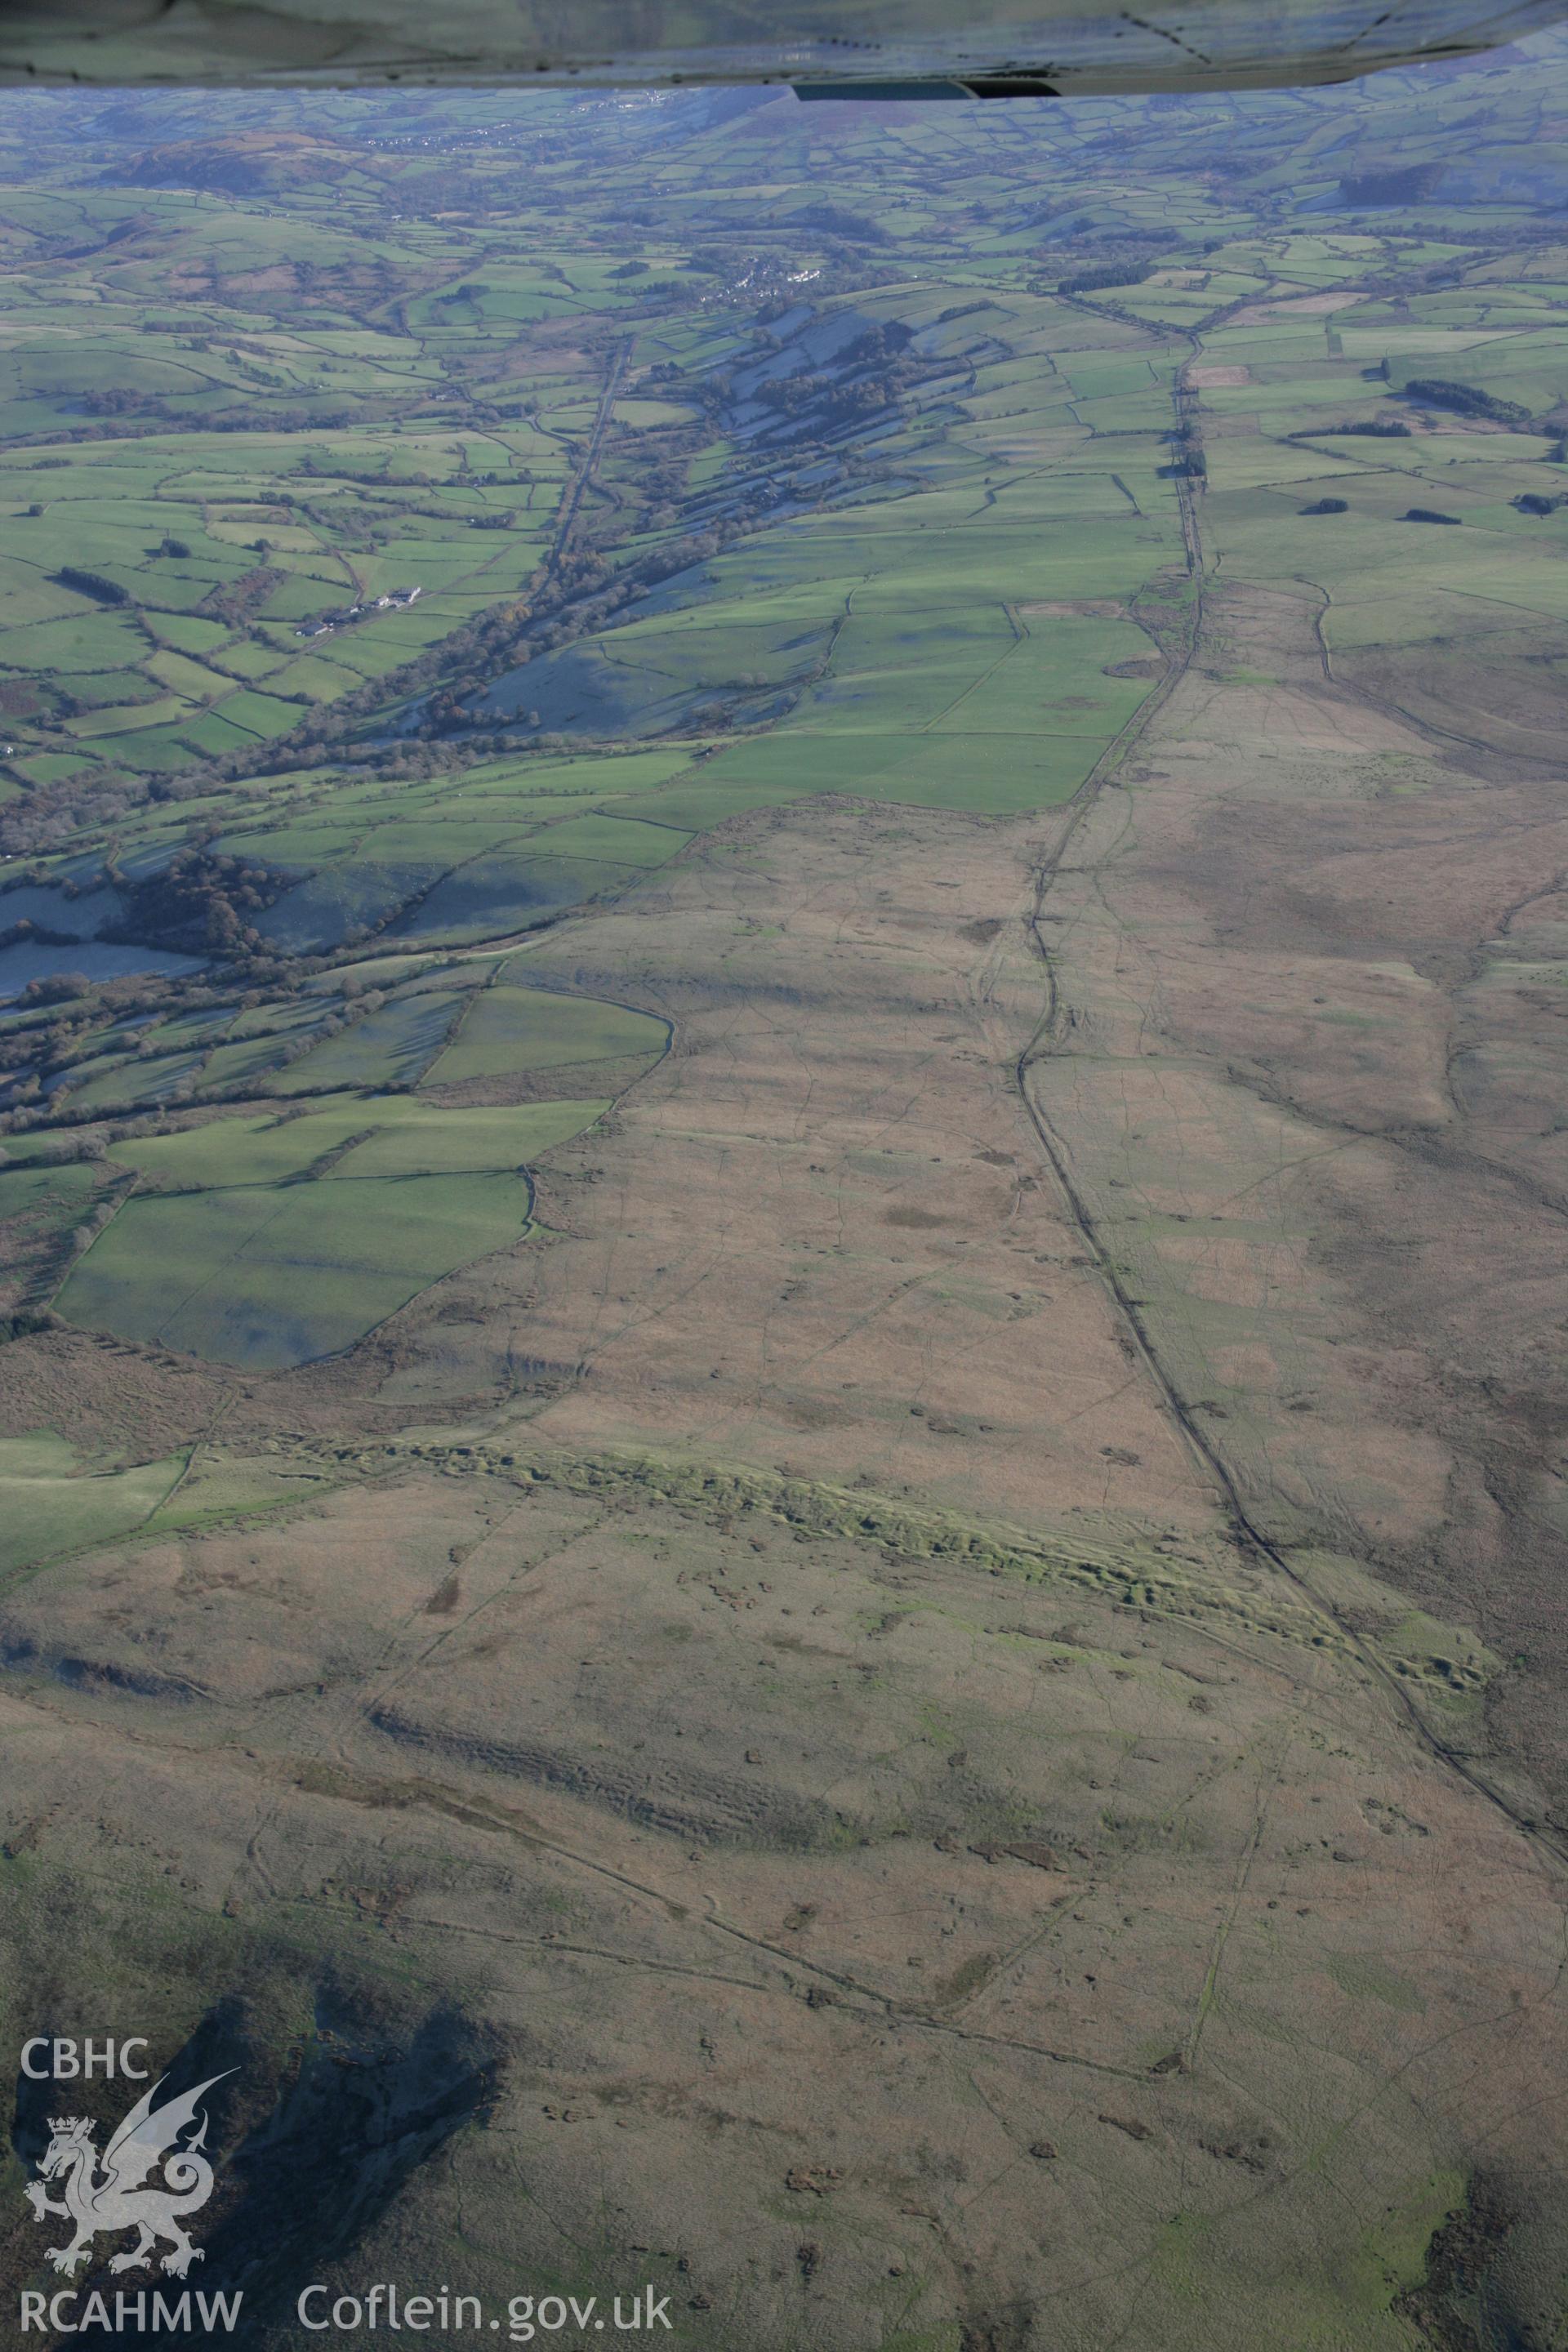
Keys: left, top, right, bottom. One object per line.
{"left": 1006, "top": 342, "right": 1568, "bottom": 1875}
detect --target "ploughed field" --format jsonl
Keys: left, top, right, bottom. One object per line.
{"left": 4, "top": 58, "right": 1568, "bottom": 2352}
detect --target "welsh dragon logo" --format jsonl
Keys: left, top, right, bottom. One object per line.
{"left": 24, "top": 2071, "right": 231, "bottom": 2279}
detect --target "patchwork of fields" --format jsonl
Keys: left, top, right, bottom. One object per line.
{"left": 7, "top": 111, "right": 1568, "bottom": 1375}
{"left": 0, "top": 423, "right": 569, "bottom": 774}
{"left": 5, "top": 59, "right": 1568, "bottom": 2350}
{"left": 1, "top": 953, "right": 664, "bottom": 1362}
{"left": 0, "top": 121, "right": 1219, "bottom": 1379}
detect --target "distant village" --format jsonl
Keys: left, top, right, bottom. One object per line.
{"left": 296, "top": 583, "right": 421, "bottom": 639}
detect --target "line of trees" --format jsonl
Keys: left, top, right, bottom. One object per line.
{"left": 1404, "top": 377, "right": 1532, "bottom": 425}
{"left": 55, "top": 566, "right": 129, "bottom": 606}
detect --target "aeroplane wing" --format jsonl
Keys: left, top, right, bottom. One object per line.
{"left": 2, "top": 0, "right": 1566, "bottom": 97}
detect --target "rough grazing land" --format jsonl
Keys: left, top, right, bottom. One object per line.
{"left": 5, "top": 780, "right": 1568, "bottom": 2350}
{"left": 5, "top": 52, "right": 1568, "bottom": 2352}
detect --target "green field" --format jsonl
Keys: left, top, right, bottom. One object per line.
{"left": 56, "top": 1093, "right": 610, "bottom": 1365}
{"left": 58, "top": 1171, "right": 532, "bottom": 1367}
{"left": 427, "top": 974, "right": 669, "bottom": 1082}
{"left": 0, "top": 1431, "right": 185, "bottom": 1585}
